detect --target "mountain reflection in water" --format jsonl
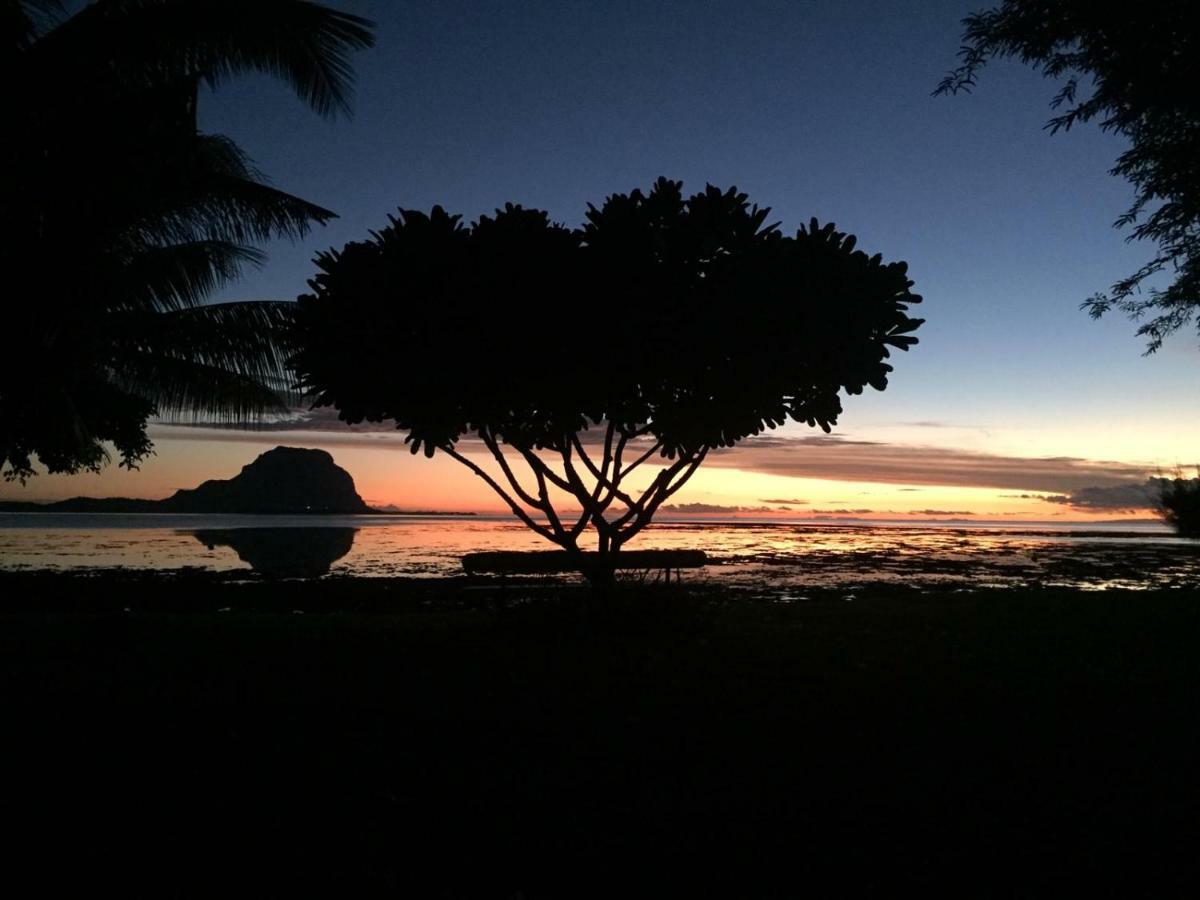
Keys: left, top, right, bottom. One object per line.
{"left": 0, "top": 517, "right": 1196, "bottom": 591}
{"left": 192, "top": 527, "right": 357, "bottom": 577}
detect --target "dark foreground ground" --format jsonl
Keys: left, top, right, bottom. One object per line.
{"left": 1, "top": 573, "right": 1197, "bottom": 896}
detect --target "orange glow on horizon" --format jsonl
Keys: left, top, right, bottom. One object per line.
{"left": 0, "top": 427, "right": 1170, "bottom": 524}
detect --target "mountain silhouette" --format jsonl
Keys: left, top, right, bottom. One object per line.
{"left": 162, "top": 447, "right": 369, "bottom": 514}
{"left": 0, "top": 447, "right": 372, "bottom": 514}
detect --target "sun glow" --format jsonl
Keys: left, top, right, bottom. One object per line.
{"left": 0, "top": 425, "right": 1168, "bottom": 524}
{"left": 661, "top": 468, "right": 1136, "bottom": 522}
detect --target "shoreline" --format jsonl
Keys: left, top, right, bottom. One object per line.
{"left": 0, "top": 508, "right": 1173, "bottom": 530}
{"left": 2, "top": 566, "right": 1199, "bottom": 608}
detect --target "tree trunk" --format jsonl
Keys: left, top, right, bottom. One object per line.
{"left": 580, "top": 546, "right": 617, "bottom": 591}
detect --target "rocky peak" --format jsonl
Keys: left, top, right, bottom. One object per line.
{"left": 162, "top": 446, "right": 371, "bottom": 514}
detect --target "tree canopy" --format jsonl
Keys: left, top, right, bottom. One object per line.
{"left": 292, "top": 178, "right": 922, "bottom": 575}
{"left": 1157, "top": 472, "right": 1200, "bottom": 537}
{"left": 936, "top": 0, "right": 1200, "bottom": 353}
{"left": 0, "top": 0, "right": 374, "bottom": 481}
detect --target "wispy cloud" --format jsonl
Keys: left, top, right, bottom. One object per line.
{"left": 759, "top": 497, "right": 809, "bottom": 505}
{"left": 661, "top": 503, "right": 775, "bottom": 514}
{"left": 706, "top": 435, "right": 1155, "bottom": 493}
{"left": 156, "top": 419, "right": 1166, "bottom": 499}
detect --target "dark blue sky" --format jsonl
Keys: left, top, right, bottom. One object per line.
{"left": 199, "top": 0, "right": 1196, "bottom": 463}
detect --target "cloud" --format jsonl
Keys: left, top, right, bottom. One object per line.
{"left": 660, "top": 503, "right": 775, "bottom": 514}
{"left": 156, "top": 419, "right": 1163, "bottom": 499}
{"left": 759, "top": 497, "right": 809, "bottom": 505}
{"left": 811, "top": 508, "right": 874, "bottom": 515}
{"left": 909, "top": 509, "right": 974, "bottom": 516}
{"left": 1039, "top": 479, "right": 1165, "bottom": 511}
{"left": 705, "top": 435, "right": 1154, "bottom": 493}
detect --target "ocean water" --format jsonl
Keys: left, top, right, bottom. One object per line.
{"left": 1, "top": 514, "right": 1197, "bottom": 591}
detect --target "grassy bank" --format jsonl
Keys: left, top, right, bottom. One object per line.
{"left": 1, "top": 574, "right": 1197, "bottom": 894}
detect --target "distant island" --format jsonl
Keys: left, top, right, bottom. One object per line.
{"left": 0, "top": 446, "right": 475, "bottom": 516}
{"left": 371, "top": 504, "right": 475, "bottom": 516}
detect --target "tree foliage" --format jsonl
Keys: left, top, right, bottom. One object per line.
{"left": 936, "top": 1, "right": 1200, "bottom": 352}
{"left": 292, "top": 179, "right": 923, "bottom": 575}
{"left": 0, "top": 0, "right": 374, "bottom": 480}
{"left": 1156, "top": 472, "right": 1200, "bottom": 537}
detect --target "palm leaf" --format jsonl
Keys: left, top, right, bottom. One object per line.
{"left": 110, "top": 299, "right": 300, "bottom": 377}
{"left": 135, "top": 168, "right": 337, "bottom": 246}
{"left": 107, "top": 134, "right": 336, "bottom": 248}
{"left": 4, "top": 1, "right": 372, "bottom": 475}
{"left": 5, "top": 0, "right": 61, "bottom": 48}
{"left": 106, "top": 300, "right": 300, "bottom": 420}
{"left": 109, "top": 240, "right": 266, "bottom": 313}
{"left": 28, "top": 0, "right": 375, "bottom": 117}
{"left": 110, "top": 353, "right": 293, "bottom": 422}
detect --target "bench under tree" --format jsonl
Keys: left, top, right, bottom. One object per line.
{"left": 462, "top": 549, "right": 707, "bottom": 584}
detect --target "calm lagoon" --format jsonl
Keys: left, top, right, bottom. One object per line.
{"left": 1, "top": 514, "right": 1195, "bottom": 591}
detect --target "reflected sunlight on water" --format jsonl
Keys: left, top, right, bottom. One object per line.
{"left": 1, "top": 514, "right": 1198, "bottom": 591}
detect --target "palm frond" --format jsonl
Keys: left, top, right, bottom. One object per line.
{"left": 106, "top": 294, "right": 300, "bottom": 421}
{"left": 121, "top": 134, "right": 336, "bottom": 247}
{"left": 30, "top": 0, "right": 375, "bottom": 117}
{"left": 109, "top": 240, "right": 266, "bottom": 312}
{"left": 139, "top": 175, "right": 336, "bottom": 245}
{"left": 110, "top": 352, "right": 293, "bottom": 423}
{"left": 5, "top": 1, "right": 368, "bottom": 476}
{"left": 108, "top": 299, "right": 299, "bottom": 389}
{"left": 5, "top": 0, "right": 62, "bottom": 48}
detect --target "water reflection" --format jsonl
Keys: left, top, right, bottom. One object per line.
{"left": 0, "top": 516, "right": 1196, "bottom": 591}
{"left": 192, "top": 527, "right": 357, "bottom": 578}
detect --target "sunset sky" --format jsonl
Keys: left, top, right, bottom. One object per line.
{"left": 4, "top": 0, "right": 1197, "bottom": 521}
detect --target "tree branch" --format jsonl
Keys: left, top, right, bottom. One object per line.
{"left": 617, "top": 447, "right": 708, "bottom": 545}
{"left": 525, "top": 447, "right": 570, "bottom": 545}
{"left": 601, "top": 420, "right": 616, "bottom": 481}
{"left": 614, "top": 446, "right": 705, "bottom": 540}
{"left": 559, "top": 439, "right": 616, "bottom": 537}
{"left": 440, "top": 442, "right": 558, "bottom": 543}
{"left": 618, "top": 438, "right": 663, "bottom": 481}
{"left": 568, "top": 422, "right": 620, "bottom": 541}
{"left": 570, "top": 427, "right": 606, "bottom": 484}
{"left": 571, "top": 431, "right": 638, "bottom": 511}
{"left": 611, "top": 451, "right": 695, "bottom": 531}
{"left": 517, "top": 445, "right": 573, "bottom": 493}
{"left": 478, "top": 426, "right": 544, "bottom": 510}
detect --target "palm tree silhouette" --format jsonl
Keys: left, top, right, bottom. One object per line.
{"left": 1, "top": 0, "right": 374, "bottom": 480}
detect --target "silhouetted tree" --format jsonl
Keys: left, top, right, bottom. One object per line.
{"left": 1156, "top": 472, "right": 1200, "bottom": 537}
{"left": 0, "top": 0, "right": 374, "bottom": 480}
{"left": 936, "top": 1, "right": 1200, "bottom": 352}
{"left": 291, "top": 179, "right": 923, "bottom": 583}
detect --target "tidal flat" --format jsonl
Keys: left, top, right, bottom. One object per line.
{"left": 2, "top": 573, "right": 1197, "bottom": 894}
